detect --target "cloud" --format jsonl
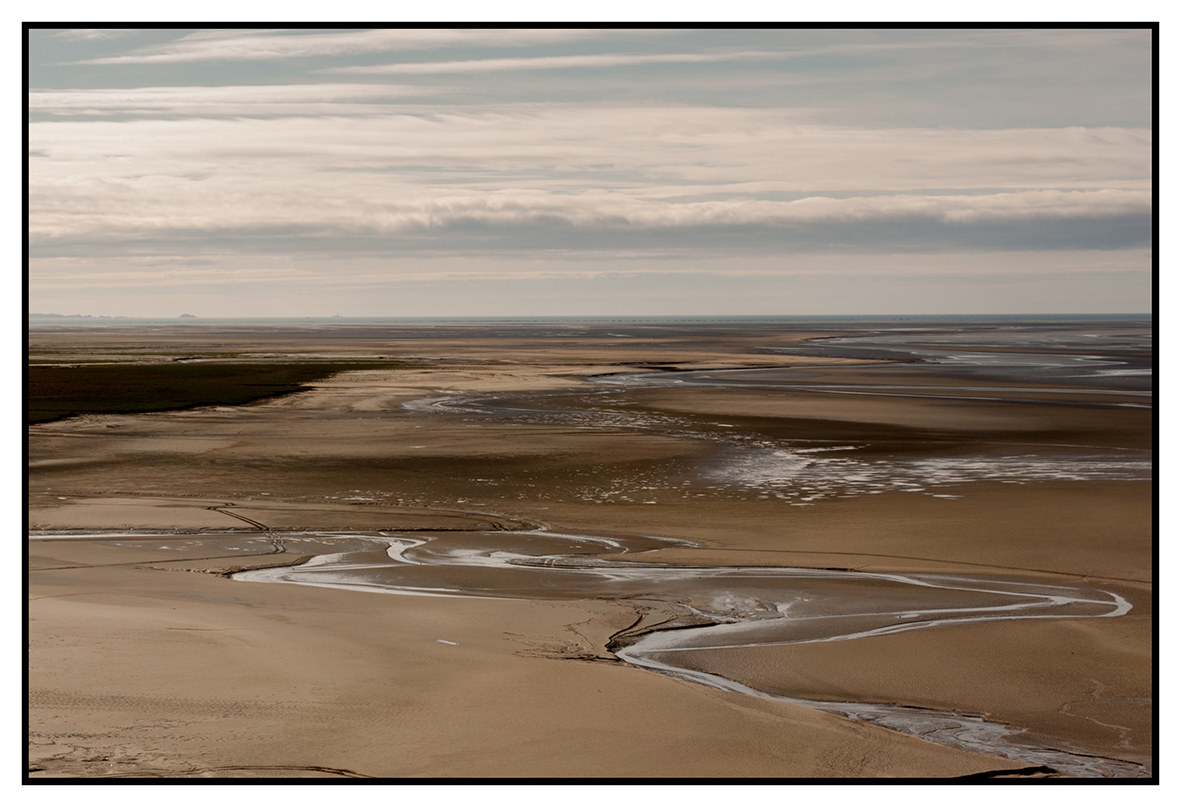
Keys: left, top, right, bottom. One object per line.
{"left": 27, "top": 97, "right": 1150, "bottom": 258}
{"left": 27, "top": 106, "right": 1150, "bottom": 199}
{"left": 50, "top": 29, "right": 136, "bottom": 41}
{"left": 324, "top": 50, "right": 785, "bottom": 75}
{"left": 69, "top": 28, "right": 659, "bottom": 65}
{"left": 27, "top": 181, "right": 1150, "bottom": 259}
{"left": 28, "top": 84, "right": 438, "bottom": 117}
{"left": 317, "top": 30, "right": 1149, "bottom": 77}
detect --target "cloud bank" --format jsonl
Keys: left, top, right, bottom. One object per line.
{"left": 26, "top": 26, "right": 1153, "bottom": 316}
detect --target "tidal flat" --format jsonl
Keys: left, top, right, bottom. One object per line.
{"left": 26, "top": 317, "right": 1154, "bottom": 779}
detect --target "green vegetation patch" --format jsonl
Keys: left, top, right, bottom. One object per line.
{"left": 27, "top": 361, "right": 395, "bottom": 424}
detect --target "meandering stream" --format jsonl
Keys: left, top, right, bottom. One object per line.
{"left": 233, "top": 527, "right": 1147, "bottom": 778}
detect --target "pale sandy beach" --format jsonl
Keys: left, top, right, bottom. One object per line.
{"left": 26, "top": 320, "right": 1153, "bottom": 779}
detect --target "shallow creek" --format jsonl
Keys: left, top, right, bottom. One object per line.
{"left": 232, "top": 527, "right": 1147, "bottom": 778}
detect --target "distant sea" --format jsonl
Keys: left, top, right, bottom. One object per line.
{"left": 26, "top": 313, "right": 1153, "bottom": 328}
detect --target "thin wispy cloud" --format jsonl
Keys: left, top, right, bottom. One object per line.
{"left": 50, "top": 29, "right": 136, "bottom": 41}
{"left": 325, "top": 50, "right": 785, "bottom": 75}
{"left": 70, "top": 28, "right": 662, "bottom": 65}
{"left": 28, "top": 107, "right": 1149, "bottom": 191}
{"left": 28, "top": 84, "right": 438, "bottom": 116}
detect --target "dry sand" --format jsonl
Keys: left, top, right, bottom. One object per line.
{"left": 29, "top": 520, "right": 1017, "bottom": 779}
{"left": 26, "top": 323, "right": 1153, "bottom": 779}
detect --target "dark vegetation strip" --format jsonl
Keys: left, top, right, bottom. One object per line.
{"left": 26, "top": 361, "right": 401, "bottom": 424}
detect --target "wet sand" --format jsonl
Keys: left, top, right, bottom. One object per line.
{"left": 27, "top": 320, "right": 1153, "bottom": 779}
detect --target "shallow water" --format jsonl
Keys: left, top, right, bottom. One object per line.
{"left": 403, "top": 385, "right": 1151, "bottom": 506}
{"left": 29, "top": 526, "right": 1148, "bottom": 775}
{"left": 596, "top": 322, "right": 1153, "bottom": 405}
{"left": 226, "top": 527, "right": 1147, "bottom": 778}
{"left": 399, "top": 321, "right": 1152, "bottom": 510}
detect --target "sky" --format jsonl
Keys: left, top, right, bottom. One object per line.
{"left": 25, "top": 24, "right": 1155, "bottom": 318}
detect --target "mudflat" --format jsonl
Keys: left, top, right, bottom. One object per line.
{"left": 27, "top": 319, "right": 1153, "bottom": 779}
